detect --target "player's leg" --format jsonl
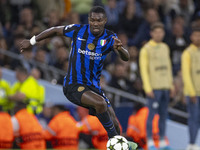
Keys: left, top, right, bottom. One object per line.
{"left": 107, "top": 101, "right": 138, "bottom": 150}
{"left": 81, "top": 90, "right": 118, "bottom": 138}
{"left": 107, "top": 106, "right": 121, "bottom": 134}
{"left": 146, "top": 90, "right": 160, "bottom": 149}
{"left": 186, "top": 96, "right": 199, "bottom": 145}
{"left": 158, "top": 90, "right": 171, "bottom": 149}
{"left": 158, "top": 90, "right": 169, "bottom": 139}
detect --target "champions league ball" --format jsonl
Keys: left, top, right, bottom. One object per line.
{"left": 106, "top": 135, "right": 129, "bottom": 150}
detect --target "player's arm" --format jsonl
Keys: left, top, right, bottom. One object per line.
{"left": 112, "top": 36, "right": 130, "bottom": 61}
{"left": 20, "top": 26, "right": 65, "bottom": 52}
{"left": 139, "top": 47, "right": 154, "bottom": 98}
{"left": 181, "top": 51, "right": 196, "bottom": 97}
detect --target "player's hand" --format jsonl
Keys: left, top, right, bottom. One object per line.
{"left": 112, "top": 36, "right": 123, "bottom": 51}
{"left": 190, "top": 96, "right": 197, "bottom": 104}
{"left": 146, "top": 91, "right": 154, "bottom": 99}
{"left": 20, "top": 39, "right": 31, "bottom": 53}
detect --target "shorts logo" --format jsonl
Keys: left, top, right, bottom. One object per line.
{"left": 78, "top": 86, "right": 85, "bottom": 92}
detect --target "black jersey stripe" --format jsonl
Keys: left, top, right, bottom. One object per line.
{"left": 65, "top": 46, "right": 74, "bottom": 83}
{"left": 89, "top": 37, "right": 99, "bottom": 85}
{"left": 70, "top": 27, "right": 82, "bottom": 84}
{"left": 80, "top": 26, "right": 89, "bottom": 83}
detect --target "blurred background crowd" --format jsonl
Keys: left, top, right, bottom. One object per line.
{"left": 0, "top": 0, "right": 200, "bottom": 149}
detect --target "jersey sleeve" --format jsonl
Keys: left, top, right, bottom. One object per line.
{"left": 63, "top": 24, "right": 81, "bottom": 38}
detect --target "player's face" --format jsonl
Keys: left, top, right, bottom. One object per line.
{"left": 89, "top": 12, "right": 107, "bottom": 36}
{"left": 150, "top": 28, "right": 165, "bottom": 43}
{"left": 190, "top": 31, "right": 200, "bottom": 47}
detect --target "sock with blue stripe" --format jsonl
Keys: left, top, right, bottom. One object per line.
{"left": 96, "top": 111, "right": 118, "bottom": 138}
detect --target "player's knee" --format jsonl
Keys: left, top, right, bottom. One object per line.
{"left": 95, "top": 99, "right": 107, "bottom": 113}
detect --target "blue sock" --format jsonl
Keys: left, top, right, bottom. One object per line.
{"left": 96, "top": 111, "right": 118, "bottom": 138}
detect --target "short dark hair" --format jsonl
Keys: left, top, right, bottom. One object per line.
{"left": 150, "top": 22, "right": 164, "bottom": 31}
{"left": 16, "top": 66, "right": 28, "bottom": 75}
{"left": 53, "top": 105, "right": 69, "bottom": 111}
{"left": 89, "top": 6, "right": 107, "bottom": 18}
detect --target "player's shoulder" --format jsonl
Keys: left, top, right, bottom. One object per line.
{"left": 105, "top": 29, "right": 116, "bottom": 37}
{"left": 182, "top": 46, "right": 191, "bottom": 55}
{"left": 64, "top": 24, "right": 84, "bottom": 31}
{"left": 140, "top": 42, "right": 149, "bottom": 51}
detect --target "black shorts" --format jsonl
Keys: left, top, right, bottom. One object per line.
{"left": 63, "top": 83, "right": 111, "bottom": 115}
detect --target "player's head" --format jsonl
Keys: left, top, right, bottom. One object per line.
{"left": 190, "top": 24, "right": 200, "bottom": 47}
{"left": 13, "top": 102, "right": 27, "bottom": 114}
{"left": 150, "top": 22, "right": 165, "bottom": 43}
{"left": 15, "top": 66, "right": 28, "bottom": 83}
{"left": 52, "top": 104, "right": 69, "bottom": 116}
{"left": 88, "top": 6, "right": 107, "bottom": 36}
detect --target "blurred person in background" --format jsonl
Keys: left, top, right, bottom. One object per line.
{"left": 43, "top": 104, "right": 80, "bottom": 149}
{"left": 8, "top": 66, "right": 45, "bottom": 115}
{"left": 169, "top": 70, "right": 187, "bottom": 124}
{"left": 77, "top": 106, "right": 109, "bottom": 150}
{"left": 57, "top": 58, "right": 69, "bottom": 85}
{"left": 52, "top": 46, "right": 69, "bottom": 70}
{"left": 0, "top": 67, "right": 13, "bottom": 113}
{"left": 45, "top": 10, "right": 61, "bottom": 28}
{"left": 30, "top": 67, "right": 41, "bottom": 80}
{"left": 147, "top": 0, "right": 167, "bottom": 24}
{"left": 9, "top": 0, "right": 40, "bottom": 24}
{"left": 11, "top": 49, "right": 34, "bottom": 73}
{"left": 36, "top": 0, "right": 71, "bottom": 22}
{"left": 128, "top": 46, "right": 139, "bottom": 83}
{"left": 118, "top": 1, "right": 143, "bottom": 39}
{"left": 109, "top": 61, "right": 133, "bottom": 94}
{"left": 11, "top": 102, "right": 46, "bottom": 149}
{"left": 33, "top": 47, "right": 51, "bottom": 80}
{"left": 117, "top": 0, "right": 143, "bottom": 17}
{"left": 167, "top": 0, "right": 194, "bottom": 27}
{"left": 126, "top": 102, "right": 161, "bottom": 150}
{"left": 67, "top": 11, "right": 81, "bottom": 25}
{"left": 70, "top": 0, "right": 93, "bottom": 24}
{"left": 0, "top": 105, "right": 14, "bottom": 149}
{"left": 0, "top": 0, "right": 11, "bottom": 33}
{"left": 10, "top": 33, "right": 25, "bottom": 55}
{"left": 129, "top": 8, "right": 160, "bottom": 48}
{"left": 139, "top": 22, "right": 174, "bottom": 150}
{"left": 167, "top": 18, "right": 190, "bottom": 75}
{"left": 36, "top": 102, "right": 53, "bottom": 129}
{"left": 49, "top": 36, "right": 65, "bottom": 65}
{"left": 104, "top": 0, "right": 120, "bottom": 32}
{"left": 18, "top": 7, "right": 37, "bottom": 37}
{"left": 181, "top": 24, "right": 200, "bottom": 150}
{"left": 0, "top": 36, "right": 10, "bottom": 68}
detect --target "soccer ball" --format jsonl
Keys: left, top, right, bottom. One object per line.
{"left": 106, "top": 135, "right": 129, "bottom": 150}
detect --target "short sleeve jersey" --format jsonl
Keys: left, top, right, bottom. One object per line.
{"left": 63, "top": 24, "right": 116, "bottom": 90}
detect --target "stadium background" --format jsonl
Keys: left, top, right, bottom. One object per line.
{"left": 0, "top": 0, "right": 200, "bottom": 149}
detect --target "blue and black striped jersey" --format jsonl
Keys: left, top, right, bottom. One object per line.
{"left": 63, "top": 24, "right": 116, "bottom": 90}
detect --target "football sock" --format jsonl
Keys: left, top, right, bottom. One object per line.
{"left": 96, "top": 111, "right": 118, "bottom": 138}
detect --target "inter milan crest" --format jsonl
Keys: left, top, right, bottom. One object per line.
{"left": 88, "top": 43, "right": 95, "bottom": 50}
{"left": 78, "top": 86, "right": 85, "bottom": 92}
{"left": 100, "top": 39, "right": 106, "bottom": 46}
